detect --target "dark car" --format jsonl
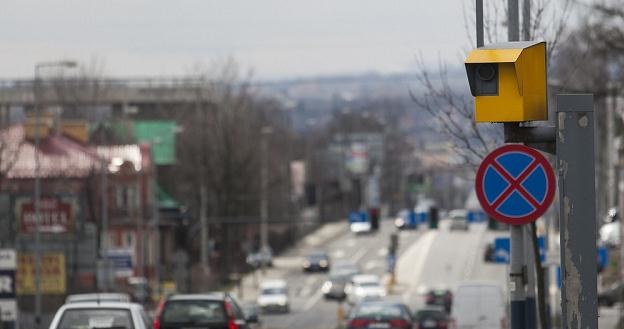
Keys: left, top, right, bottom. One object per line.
{"left": 413, "top": 307, "right": 450, "bottom": 329}
{"left": 346, "top": 301, "right": 413, "bottom": 329}
{"left": 303, "top": 250, "right": 330, "bottom": 272}
{"left": 598, "top": 282, "right": 624, "bottom": 307}
{"left": 322, "top": 273, "right": 350, "bottom": 300}
{"left": 425, "top": 289, "right": 453, "bottom": 312}
{"left": 153, "top": 292, "right": 257, "bottom": 329}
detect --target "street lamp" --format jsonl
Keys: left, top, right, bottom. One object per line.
{"left": 33, "top": 60, "right": 77, "bottom": 329}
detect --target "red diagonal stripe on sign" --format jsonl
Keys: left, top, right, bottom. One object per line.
{"left": 489, "top": 159, "right": 542, "bottom": 210}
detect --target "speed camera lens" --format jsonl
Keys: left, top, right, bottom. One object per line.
{"left": 477, "top": 64, "right": 496, "bottom": 81}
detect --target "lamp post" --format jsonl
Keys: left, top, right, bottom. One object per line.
{"left": 33, "top": 60, "right": 76, "bottom": 329}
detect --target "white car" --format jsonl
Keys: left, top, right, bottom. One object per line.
{"left": 449, "top": 209, "right": 469, "bottom": 231}
{"left": 65, "top": 293, "right": 131, "bottom": 304}
{"left": 345, "top": 274, "right": 386, "bottom": 305}
{"left": 48, "top": 301, "right": 151, "bottom": 329}
{"left": 350, "top": 221, "right": 372, "bottom": 234}
{"left": 257, "top": 279, "right": 290, "bottom": 313}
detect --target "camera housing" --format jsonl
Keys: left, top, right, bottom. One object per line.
{"left": 465, "top": 41, "right": 547, "bottom": 122}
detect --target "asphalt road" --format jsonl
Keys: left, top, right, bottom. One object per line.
{"left": 257, "top": 219, "right": 424, "bottom": 329}
{"left": 236, "top": 219, "right": 508, "bottom": 329}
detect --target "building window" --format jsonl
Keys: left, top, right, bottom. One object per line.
{"left": 115, "top": 185, "right": 138, "bottom": 210}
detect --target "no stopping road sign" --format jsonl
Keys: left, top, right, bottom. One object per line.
{"left": 475, "top": 144, "right": 556, "bottom": 225}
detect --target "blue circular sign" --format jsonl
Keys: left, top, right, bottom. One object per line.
{"left": 475, "top": 144, "right": 556, "bottom": 225}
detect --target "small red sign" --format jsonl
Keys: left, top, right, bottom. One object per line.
{"left": 19, "top": 198, "right": 73, "bottom": 233}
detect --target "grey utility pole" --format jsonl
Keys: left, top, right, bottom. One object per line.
{"left": 525, "top": 226, "right": 537, "bottom": 329}
{"left": 556, "top": 95, "right": 598, "bottom": 329}
{"left": 505, "top": 2, "right": 526, "bottom": 329}
{"left": 260, "top": 127, "right": 272, "bottom": 274}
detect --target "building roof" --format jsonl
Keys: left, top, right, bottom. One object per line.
{"left": 5, "top": 125, "right": 103, "bottom": 179}
{"left": 2, "top": 125, "right": 150, "bottom": 179}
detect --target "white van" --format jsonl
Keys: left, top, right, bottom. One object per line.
{"left": 451, "top": 282, "right": 507, "bottom": 329}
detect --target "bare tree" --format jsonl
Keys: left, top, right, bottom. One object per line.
{"left": 173, "top": 60, "right": 296, "bottom": 283}
{"left": 413, "top": 0, "right": 574, "bottom": 167}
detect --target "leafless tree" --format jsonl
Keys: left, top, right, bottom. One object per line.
{"left": 173, "top": 60, "right": 296, "bottom": 281}
{"left": 413, "top": 0, "right": 574, "bottom": 167}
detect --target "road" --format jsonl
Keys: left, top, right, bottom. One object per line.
{"left": 234, "top": 218, "right": 509, "bottom": 329}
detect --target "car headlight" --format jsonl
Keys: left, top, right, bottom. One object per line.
{"left": 320, "top": 260, "right": 328, "bottom": 267}
{"left": 277, "top": 300, "right": 287, "bottom": 306}
{"left": 322, "top": 281, "right": 332, "bottom": 293}
{"left": 395, "top": 218, "right": 405, "bottom": 226}
{"left": 303, "top": 260, "right": 310, "bottom": 268}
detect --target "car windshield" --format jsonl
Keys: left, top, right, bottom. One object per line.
{"left": 414, "top": 310, "right": 447, "bottom": 321}
{"left": 354, "top": 304, "right": 406, "bottom": 318}
{"left": 161, "top": 300, "right": 226, "bottom": 324}
{"left": 58, "top": 308, "right": 134, "bottom": 329}
{"left": 358, "top": 281, "right": 380, "bottom": 287}
{"left": 262, "top": 287, "right": 287, "bottom": 295}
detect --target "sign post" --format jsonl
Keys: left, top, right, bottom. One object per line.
{"left": 475, "top": 144, "right": 556, "bottom": 329}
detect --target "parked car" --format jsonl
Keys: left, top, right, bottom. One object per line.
{"left": 153, "top": 292, "right": 256, "bottom": 329}
{"left": 346, "top": 301, "right": 414, "bottom": 329}
{"left": 448, "top": 209, "right": 469, "bottom": 231}
{"left": 257, "top": 280, "right": 290, "bottom": 313}
{"left": 49, "top": 301, "right": 151, "bottom": 329}
{"left": 350, "top": 221, "right": 372, "bottom": 234}
{"left": 302, "top": 250, "right": 330, "bottom": 272}
{"left": 425, "top": 288, "right": 453, "bottom": 313}
{"left": 413, "top": 306, "right": 450, "bottom": 329}
{"left": 451, "top": 282, "right": 507, "bottom": 329}
{"left": 345, "top": 274, "right": 386, "bottom": 305}
{"left": 246, "top": 247, "right": 274, "bottom": 268}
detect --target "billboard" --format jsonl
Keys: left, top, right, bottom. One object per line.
{"left": 133, "top": 121, "right": 177, "bottom": 165}
{"left": 16, "top": 252, "right": 66, "bottom": 294}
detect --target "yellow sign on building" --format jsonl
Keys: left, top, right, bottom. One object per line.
{"left": 16, "top": 253, "right": 66, "bottom": 295}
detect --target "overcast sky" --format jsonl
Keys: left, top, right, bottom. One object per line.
{"left": 0, "top": 0, "right": 469, "bottom": 80}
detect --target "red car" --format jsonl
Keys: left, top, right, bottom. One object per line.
{"left": 347, "top": 301, "right": 413, "bottom": 329}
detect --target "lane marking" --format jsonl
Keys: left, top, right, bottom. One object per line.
{"left": 332, "top": 249, "right": 345, "bottom": 258}
{"left": 364, "top": 260, "right": 381, "bottom": 271}
{"left": 395, "top": 231, "right": 438, "bottom": 302}
{"left": 377, "top": 248, "right": 388, "bottom": 257}
{"left": 346, "top": 239, "right": 356, "bottom": 247}
{"left": 303, "top": 289, "right": 324, "bottom": 311}
{"left": 351, "top": 248, "right": 367, "bottom": 263}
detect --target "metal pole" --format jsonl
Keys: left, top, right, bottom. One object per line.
{"left": 100, "top": 127, "right": 109, "bottom": 292}
{"left": 260, "top": 127, "right": 272, "bottom": 274}
{"left": 33, "top": 65, "right": 42, "bottom": 329}
{"left": 525, "top": 226, "right": 537, "bottom": 329}
{"left": 522, "top": 0, "right": 531, "bottom": 41}
{"left": 508, "top": 0, "right": 520, "bottom": 42}
{"left": 476, "top": 0, "right": 484, "bottom": 47}
{"left": 32, "top": 60, "right": 76, "bottom": 329}
{"left": 505, "top": 2, "right": 524, "bottom": 328}
{"left": 152, "top": 141, "right": 161, "bottom": 298}
{"left": 510, "top": 226, "right": 526, "bottom": 329}
{"left": 200, "top": 184, "right": 209, "bottom": 274}
{"left": 556, "top": 94, "right": 598, "bottom": 329}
